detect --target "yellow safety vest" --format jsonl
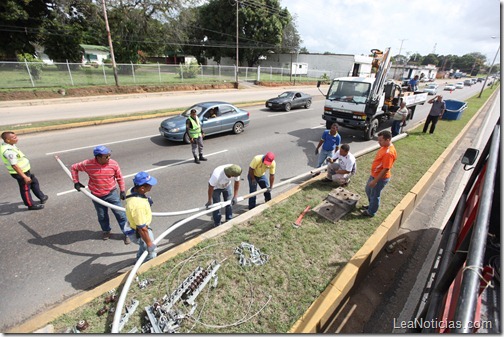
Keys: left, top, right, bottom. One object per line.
{"left": 1, "top": 143, "right": 31, "bottom": 174}
{"left": 187, "top": 116, "right": 202, "bottom": 139}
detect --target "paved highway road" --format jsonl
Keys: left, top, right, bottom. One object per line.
{"left": 0, "top": 81, "right": 486, "bottom": 331}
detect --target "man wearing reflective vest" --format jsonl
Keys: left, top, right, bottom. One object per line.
{"left": 185, "top": 108, "right": 207, "bottom": 164}
{"left": 1, "top": 131, "right": 48, "bottom": 210}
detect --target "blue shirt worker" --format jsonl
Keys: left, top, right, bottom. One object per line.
{"left": 206, "top": 164, "right": 242, "bottom": 227}
{"left": 248, "top": 152, "right": 276, "bottom": 210}
{"left": 315, "top": 123, "right": 341, "bottom": 168}
{"left": 408, "top": 75, "right": 419, "bottom": 91}
{"left": 124, "top": 172, "right": 158, "bottom": 262}
{"left": 1, "top": 131, "right": 48, "bottom": 210}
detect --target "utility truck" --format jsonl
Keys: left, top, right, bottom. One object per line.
{"left": 317, "top": 47, "right": 428, "bottom": 140}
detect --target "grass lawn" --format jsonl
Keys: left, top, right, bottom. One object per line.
{"left": 48, "top": 87, "right": 497, "bottom": 333}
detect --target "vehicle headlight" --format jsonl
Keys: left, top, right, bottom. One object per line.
{"left": 168, "top": 128, "right": 180, "bottom": 133}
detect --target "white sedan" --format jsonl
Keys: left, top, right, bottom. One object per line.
{"left": 444, "top": 83, "right": 456, "bottom": 91}
{"left": 455, "top": 82, "right": 464, "bottom": 89}
{"left": 423, "top": 84, "right": 438, "bottom": 95}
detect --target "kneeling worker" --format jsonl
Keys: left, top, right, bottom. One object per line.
{"left": 323, "top": 144, "right": 356, "bottom": 186}
{"left": 124, "top": 172, "right": 158, "bottom": 262}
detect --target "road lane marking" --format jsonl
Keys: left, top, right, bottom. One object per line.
{"left": 56, "top": 149, "right": 228, "bottom": 196}
{"left": 46, "top": 134, "right": 160, "bottom": 155}
{"left": 267, "top": 109, "right": 313, "bottom": 117}
{"left": 310, "top": 124, "right": 325, "bottom": 129}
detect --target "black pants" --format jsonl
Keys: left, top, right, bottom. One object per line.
{"left": 423, "top": 115, "right": 440, "bottom": 134}
{"left": 11, "top": 170, "right": 45, "bottom": 207}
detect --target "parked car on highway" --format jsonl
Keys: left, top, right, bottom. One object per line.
{"left": 423, "top": 84, "right": 438, "bottom": 95}
{"left": 265, "top": 91, "right": 312, "bottom": 111}
{"left": 455, "top": 82, "right": 464, "bottom": 89}
{"left": 464, "top": 79, "right": 473, "bottom": 86}
{"left": 444, "top": 83, "right": 457, "bottom": 91}
{"left": 159, "top": 102, "right": 250, "bottom": 143}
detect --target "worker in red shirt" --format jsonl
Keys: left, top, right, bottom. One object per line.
{"left": 71, "top": 145, "right": 129, "bottom": 244}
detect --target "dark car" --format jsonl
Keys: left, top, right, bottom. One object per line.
{"left": 159, "top": 101, "right": 250, "bottom": 143}
{"left": 265, "top": 91, "right": 312, "bottom": 111}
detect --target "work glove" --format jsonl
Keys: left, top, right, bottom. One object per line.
{"left": 205, "top": 201, "right": 212, "bottom": 209}
{"left": 74, "top": 182, "right": 85, "bottom": 191}
{"left": 315, "top": 148, "right": 319, "bottom": 155}
{"left": 120, "top": 191, "right": 126, "bottom": 200}
{"left": 231, "top": 197, "right": 238, "bottom": 206}
{"left": 147, "top": 243, "right": 157, "bottom": 253}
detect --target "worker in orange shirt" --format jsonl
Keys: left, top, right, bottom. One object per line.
{"left": 361, "top": 130, "right": 397, "bottom": 217}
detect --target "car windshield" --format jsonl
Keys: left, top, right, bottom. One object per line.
{"left": 181, "top": 105, "right": 205, "bottom": 117}
{"left": 427, "top": 85, "right": 436, "bottom": 88}
{"left": 278, "top": 92, "right": 294, "bottom": 98}
{"left": 327, "top": 80, "right": 370, "bottom": 104}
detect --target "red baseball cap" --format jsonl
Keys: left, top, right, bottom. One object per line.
{"left": 263, "top": 152, "right": 275, "bottom": 165}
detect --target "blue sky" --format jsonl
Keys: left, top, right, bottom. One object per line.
{"left": 281, "top": 0, "right": 501, "bottom": 63}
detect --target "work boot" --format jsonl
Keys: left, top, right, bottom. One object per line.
{"left": 194, "top": 155, "right": 200, "bottom": 164}
{"left": 40, "top": 195, "right": 49, "bottom": 204}
{"left": 199, "top": 154, "right": 207, "bottom": 161}
{"left": 28, "top": 204, "right": 44, "bottom": 210}
{"left": 123, "top": 234, "right": 131, "bottom": 245}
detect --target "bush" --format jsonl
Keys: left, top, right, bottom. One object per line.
{"left": 177, "top": 61, "right": 201, "bottom": 79}
{"left": 17, "top": 53, "right": 43, "bottom": 80}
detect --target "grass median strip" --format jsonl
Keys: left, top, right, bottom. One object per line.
{"left": 47, "top": 87, "right": 496, "bottom": 333}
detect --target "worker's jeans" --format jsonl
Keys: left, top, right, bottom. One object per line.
{"left": 212, "top": 184, "right": 233, "bottom": 226}
{"left": 391, "top": 120, "right": 403, "bottom": 137}
{"left": 191, "top": 136, "right": 204, "bottom": 156}
{"left": 365, "top": 176, "right": 390, "bottom": 216}
{"left": 128, "top": 228, "right": 157, "bottom": 262}
{"left": 91, "top": 189, "right": 126, "bottom": 233}
{"left": 248, "top": 175, "right": 271, "bottom": 209}
{"left": 11, "top": 170, "right": 45, "bottom": 207}
{"left": 317, "top": 149, "right": 333, "bottom": 168}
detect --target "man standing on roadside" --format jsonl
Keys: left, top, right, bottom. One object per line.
{"left": 362, "top": 130, "right": 397, "bottom": 217}
{"left": 391, "top": 102, "right": 409, "bottom": 137}
{"left": 186, "top": 109, "right": 207, "bottom": 164}
{"left": 71, "top": 145, "right": 129, "bottom": 244}
{"left": 423, "top": 95, "right": 445, "bottom": 134}
{"left": 124, "top": 172, "right": 158, "bottom": 262}
{"left": 315, "top": 123, "right": 341, "bottom": 169}
{"left": 205, "top": 164, "right": 242, "bottom": 227}
{"left": 248, "top": 152, "right": 276, "bottom": 210}
{"left": 1, "top": 131, "right": 48, "bottom": 210}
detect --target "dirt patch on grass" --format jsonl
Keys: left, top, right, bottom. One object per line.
{"left": 0, "top": 83, "right": 237, "bottom": 101}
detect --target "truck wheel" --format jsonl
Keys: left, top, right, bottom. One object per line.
{"left": 284, "top": 103, "right": 291, "bottom": 111}
{"left": 326, "top": 120, "right": 332, "bottom": 129}
{"left": 365, "top": 119, "right": 379, "bottom": 140}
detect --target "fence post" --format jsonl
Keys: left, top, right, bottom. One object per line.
{"left": 130, "top": 62, "right": 136, "bottom": 83}
{"left": 245, "top": 67, "right": 248, "bottom": 81}
{"left": 158, "top": 62, "right": 162, "bottom": 83}
{"left": 23, "top": 59, "right": 35, "bottom": 88}
{"left": 270, "top": 66, "right": 273, "bottom": 80}
{"left": 257, "top": 65, "right": 261, "bottom": 82}
{"left": 218, "top": 64, "right": 221, "bottom": 79}
{"left": 66, "top": 60, "right": 74, "bottom": 86}
{"left": 201, "top": 64, "right": 204, "bottom": 77}
{"left": 102, "top": 63, "right": 107, "bottom": 85}
{"left": 180, "top": 63, "right": 184, "bottom": 82}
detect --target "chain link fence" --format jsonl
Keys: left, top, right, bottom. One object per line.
{"left": 0, "top": 61, "right": 346, "bottom": 89}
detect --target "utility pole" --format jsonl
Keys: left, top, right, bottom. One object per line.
{"left": 235, "top": 0, "right": 239, "bottom": 86}
{"left": 101, "top": 0, "right": 119, "bottom": 87}
{"left": 392, "top": 38, "right": 407, "bottom": 80}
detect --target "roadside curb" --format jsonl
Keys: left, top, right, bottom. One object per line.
{"left": 7, "top": 92, "right": 490, "bottom": 333}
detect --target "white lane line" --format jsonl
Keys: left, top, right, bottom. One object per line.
{"left": 310, "top": 124, "right": 325, "bottom": 129}
{"left": 46, "top": 134, "right": 160, "bottom": 155}
{"left": 267, "top": 109, "right": 313, "bottom": 117}
{"left": 56, "top": 149, "right": 228, "bottom": 196}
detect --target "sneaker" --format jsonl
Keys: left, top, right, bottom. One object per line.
{"left": 123, "top": 235, "right": 131, "bottom": 245}
{"left": 40, "top": 195, "right": 49, "bottom": 204}
{"left": 28, "top": 204, "right": 44, "bottom": 210}
{"left": 361, "top": 209, "right": 374, "bottom": 217}
{"left": 102, "top": 231, "right": 111, "bottom": 240}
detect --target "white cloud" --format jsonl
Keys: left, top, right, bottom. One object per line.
{"left": 281, "top": 0, "right": 501, "bottom": 62}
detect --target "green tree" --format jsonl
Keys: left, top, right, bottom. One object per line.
{"left": 0, "top": 0, "right": 52, "bottom": 60}
{"left": 187, "top": 0, "right": 292, "bottom": 67}
{"left": 421, "top": 53, "right": 439, "bottom": 66}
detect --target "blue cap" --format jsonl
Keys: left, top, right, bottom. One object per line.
{"left": 93, "top": 145, "right": 111, "bottom": 156}
{"left": 133, "top": 171, "right": 157, "bottom": 186}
